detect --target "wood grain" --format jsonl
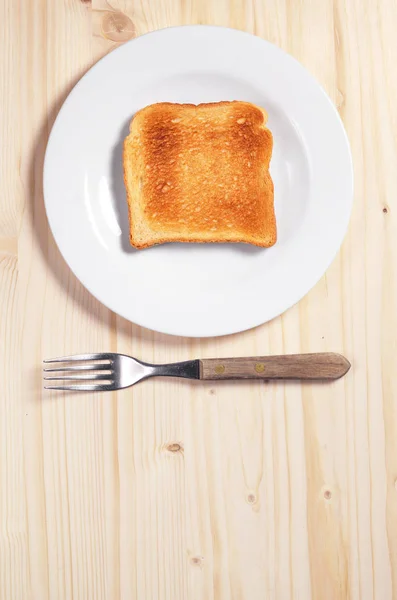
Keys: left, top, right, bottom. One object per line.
{"left": 0, "top": 0, "right": 396, "bottom": 598}
{"left": 200, "top": 353, "right": 351, "bottom": 380}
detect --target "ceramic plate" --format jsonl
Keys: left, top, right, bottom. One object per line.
{"left": 44, "top": 26, "right": 353, "bottom": 337}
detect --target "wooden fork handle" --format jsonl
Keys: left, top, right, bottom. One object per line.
{"left": 199, "top": 353, "right": 350, "bottom": 381}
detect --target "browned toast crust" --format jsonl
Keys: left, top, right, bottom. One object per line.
{"left": 123, "top": 101, "right": 275, "bottom": 249}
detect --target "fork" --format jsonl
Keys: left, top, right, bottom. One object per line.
{"left": 43, "top": 352, "right": 350, "bottom": 391}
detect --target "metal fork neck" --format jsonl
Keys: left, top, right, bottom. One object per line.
{"left": 150, "top": 360, "right": 200, "bottom": 380}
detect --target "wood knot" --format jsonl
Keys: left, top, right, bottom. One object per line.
{"left": 383, "top": 206, "right": 388, "bottom": 214}
{"left": 246, "top": 491, "right": 257, "bottom": 505}
{"left": 165, "top": 442, "right": 183, "bottom": 454}
{"left": 190, "top": 555, "right": 204, "bottom": 567}
{"left": 324, "top": 489, "right": 332, "bottom": 500}
{"left": 101, "top": 11, "right": 136, "bottom": 42}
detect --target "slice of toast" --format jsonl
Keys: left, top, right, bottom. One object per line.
{"left": 123, "top": 101, "right": 275, "bottom": 249}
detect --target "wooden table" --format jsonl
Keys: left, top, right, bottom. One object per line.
{"left": 1, "top": 1, "right": 396, "bottom": 598}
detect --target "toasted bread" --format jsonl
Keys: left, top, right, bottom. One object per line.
{"left": 123, "top": 101, "right": 275, "bottom": 249}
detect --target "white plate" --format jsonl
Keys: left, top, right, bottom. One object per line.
{"left": 44, "top": 26, "right": 353, "bottom": 337}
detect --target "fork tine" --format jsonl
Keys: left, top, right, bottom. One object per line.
{"left": 43, "top": 353, "right": 114, "bottom": 363}
{"left": 44, "top": 374, "right": 112, "bottom": 381}
{"left": 43, "top": 364, "right": 112, "bottom": 372}
{"left": 44, "top": 384, "right": 114, "bottom": 392}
